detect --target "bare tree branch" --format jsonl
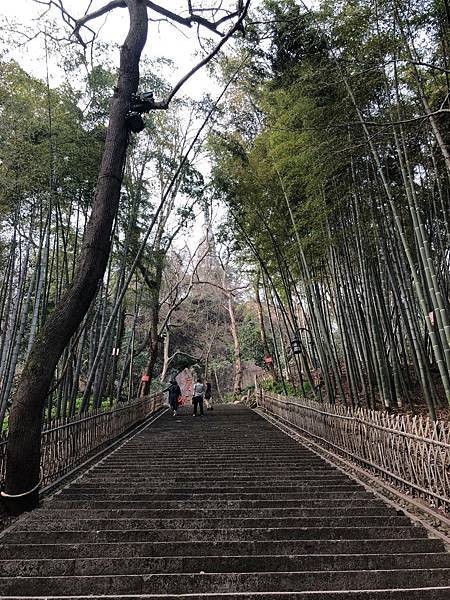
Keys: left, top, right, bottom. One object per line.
{"left": 37, "top": 0, "right": 249, "bottom": 104}
{"left": 72, "top": 0, "right": 126, "bottom": 45}
{"left": 192, "top": 279, "right": 248, "bottom": 296}
{"left": 166, "top": 349, "right": 201, "bottom": 366}
{"left": 146, "top": 0, "right": 240, "bottom": 35}
{"left": 158, "top": 253, "right": 213, "bottom": 341}
{"left": 152, "top": 0, "right": 250, "bottom": 110}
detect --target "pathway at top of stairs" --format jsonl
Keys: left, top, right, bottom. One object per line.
{"left": 0, "top": 403, "right": 449, "bottom": 599}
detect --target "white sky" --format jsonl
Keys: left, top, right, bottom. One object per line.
{"left": 0, "top": 1, "right": 227, "bottom": 98}
{"left": 0, "top": 2, "right": 270, "bottom": 254}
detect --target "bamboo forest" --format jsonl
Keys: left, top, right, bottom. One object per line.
{"left": 0, "top": 2, "right": 449, "bottom": 595}
{"left": 0, "top": 0, "right": 450, "bottom": 600}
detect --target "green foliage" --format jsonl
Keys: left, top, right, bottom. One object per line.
{"left": 238, "top": 313, "right": 265, "bottom": 366}
{"left": 85, "top": 65, "right": 117, "bottom": 126}
{"left": 260, "top": 378, "right": 310, "bottom": 398}
{"left": 223, "top": 392, "right": 237, "bottom": 403}
{"left": 0, "top": 60, "right": 103, "bottom": 218}
{"left": 210, "top": 0, "right": 450, "bottom": 295}
{"left": 1, "top": 395, "right": 114, "bottom": 434}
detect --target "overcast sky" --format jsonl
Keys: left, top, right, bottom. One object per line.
{"left": 0, "top": 0, "right": 236, "bottom": 99}
{"left": 0, "top": 1, "right": 263, "bottom": 251}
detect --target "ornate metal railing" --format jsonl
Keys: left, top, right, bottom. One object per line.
{"left": 0, "top": 393, "right": 165, "bottom": 491}
{"left": 258, "top": 391, "right": 450, "bottom": 512}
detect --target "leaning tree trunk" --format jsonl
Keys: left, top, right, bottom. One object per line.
{"left": 3, "top": 0, "right": 148, "bottom": 514}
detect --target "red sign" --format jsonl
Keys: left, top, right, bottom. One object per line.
{"left": 141, "top": 375, "right": 150, "bottom": 382}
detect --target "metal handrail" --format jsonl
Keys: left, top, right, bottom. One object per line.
{"left": 259, "top": 391, "right": 450, "bottom": 511}
{"left": 264, "top": 393, "right": 450, "bottom": 447}
{"left": 0, "top": 393, "right": 165, "bottom": 490}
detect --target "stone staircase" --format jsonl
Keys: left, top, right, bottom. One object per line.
{"left": 0, "top": 404, "right": 449, "bottom": 598}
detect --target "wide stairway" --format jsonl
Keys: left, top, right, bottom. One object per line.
{"left": 0, "top": 404, "right": 449, "bottom": 598}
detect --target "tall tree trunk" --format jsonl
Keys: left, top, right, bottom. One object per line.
{"left": 140, "top": 253, "right": 164, "bottom": 396}
{"left": 4, "top": 0, "right": 148, "bottom": 513}
{"left": 254, "top": 269, "right": 277, "bottom": 381}
{"left": 159, "top": 327, "right": 170, "bottom": 383}
{"left": 228, "top": 295, "right": 242, "bottom": 399}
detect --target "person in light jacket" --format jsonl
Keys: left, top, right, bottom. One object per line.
{"left": 192, "top": 378, "right": 205, "bottom": 416}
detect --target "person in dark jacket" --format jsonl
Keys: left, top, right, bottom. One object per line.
{"left": 204, "top": 381, "right": 213, "bottom": 410}
{"left": 168, "top": 379, "right": 182, "bottom": 416}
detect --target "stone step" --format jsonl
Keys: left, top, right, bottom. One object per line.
{"left": 2, "top": 568, "right": 450, "bottom": 595}
{"left": 76, "top": 472, "right": 342, "bottom": 486}
{"left": 49, "top": 492, "right": 376, "bottom": 508}
{"left": 3, "top": 538, "right": 440, "bottom": 559}
{"left": 92, "top": 462, "right": 333, "bottom": 467}
{"left": 45, "top": 499, "right": 390, "bottom": 510}
{"left": 93, "top": 462, "right": 335, "bottom": 469}
{"left": 95, "top": 445, "right": 322, "bottom": 450}
{"left": 84, "top": 462, "right": 339, "bottom": 468}
{"left": 64, "top": 477, "right": 349, "bottom": 485}
{"left": 78, "top": 478, "right": 355, "bottom": 486}
{"left": 3, "top": 526, "right": 427, "bottom": 544}
{"left": 57, "top": 484, "right": 365, "bottom": 496}
{"left": 15, "top": 511, "right": 410, "bottom": 531}
{"left": 118, "top": 439, "right": 306, "bottom": 442}
{"left": 41, "top": 498, "right": 384, "bottom": 510}
{"left": 55, "top": 489, "right": 371, "bottom": 502}
{"left": 107, "top": 449, "right": 322, "bottom": 452}
{"left": 3, "top": 590, "right": 450, "bottom": 600}
{"left": 11, "top": 515, "right": 412, "bottom": 532}
{"left": 30, "top": 506, "right": 396, "bottom": 520}
{"left": 92, "top": 464, "right": 334, "bottom": 470}
{"left": 84, "top": 464, "right": 344, "bottom": 470}
{"left": 86, "top": 461, "right": 341, "bottom": 466}
{"left": 91, "top": 466, "right": 336, "bottom": 476}
{"left": 100, "top": 446, "right": 322, "bottom": 451}
{"left": 2, "top": 553, "right": 450, "bottom": 577}
{"left": 84, "top": 470, "right": 340, "bottom": 477}
{"left": 80, "top": 474, "right": 343, "bottom": 482}
{"left": 89, "top": 462, "right": 332, "bottom": 470}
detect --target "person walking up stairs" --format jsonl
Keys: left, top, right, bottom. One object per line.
{"left": 192, "top": 378, "right": 205, "bottom": 416}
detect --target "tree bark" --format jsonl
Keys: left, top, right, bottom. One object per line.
{"left": 228, "top": 295, "right": 242, "bottom": 399}
{"left": 159, "top": 327, "right": 170, "bottom": 383}
{"left": 140, "top": 253, "right": 164, "bottom": 396}
{"left": 4, "top": 0, "right": 148, "bottom": 512}
{"left": 254, "top": 269, "right": 277, "bottom": 381}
